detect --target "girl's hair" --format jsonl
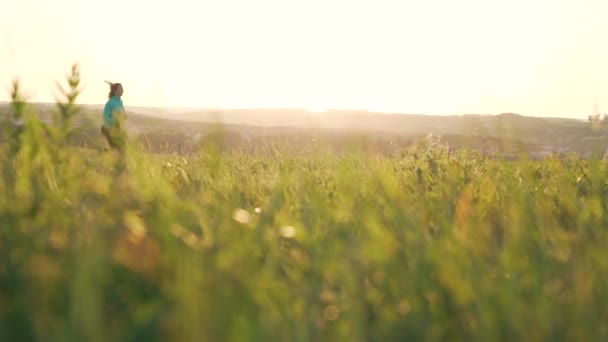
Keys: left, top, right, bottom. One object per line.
{"left": 105, "top": 81, "right": 122, "bottom": 99}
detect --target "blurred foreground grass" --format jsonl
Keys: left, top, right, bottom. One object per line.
{"left": 2, "top": 67, "right": 608, "bottom": 341}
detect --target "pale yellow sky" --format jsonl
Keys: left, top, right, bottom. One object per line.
{"left": 1, "top": 0, "right": 607, "bottom": 118}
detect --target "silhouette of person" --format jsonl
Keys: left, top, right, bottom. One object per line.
{"left": 101, "top": 81, "right": 127, "bottom": 152}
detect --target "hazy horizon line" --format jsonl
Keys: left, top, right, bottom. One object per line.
{"left": 0, "top": 100, "right": 590, "bottom": 121}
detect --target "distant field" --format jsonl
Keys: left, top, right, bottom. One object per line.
{"left": 3, "top": 101, "right": 607, "bottom": 156}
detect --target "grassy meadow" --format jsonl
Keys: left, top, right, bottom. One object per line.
{"left": 2, "top": 66, "right": 608, "bottom": 341}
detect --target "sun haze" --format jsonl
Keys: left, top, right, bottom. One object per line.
{"left": 1, "top": 0, "right": 607, "bottom": 118}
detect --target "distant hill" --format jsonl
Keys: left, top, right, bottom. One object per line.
{"left": 1, "top": 102, "right": 605, "bottom": 155}
{"left": 104, "top": 105, "right": 604, "bottom": 154}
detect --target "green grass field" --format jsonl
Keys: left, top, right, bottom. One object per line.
{"left": 2, "top": 67, "right": 608, "bottom": 341}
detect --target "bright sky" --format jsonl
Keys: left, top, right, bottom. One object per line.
{"left": 1, "top": 0, "right": 607, "bottom": 118}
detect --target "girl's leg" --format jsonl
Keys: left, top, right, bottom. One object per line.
{"left": 101, "top": 126, "right": 119, "bottom": 150}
